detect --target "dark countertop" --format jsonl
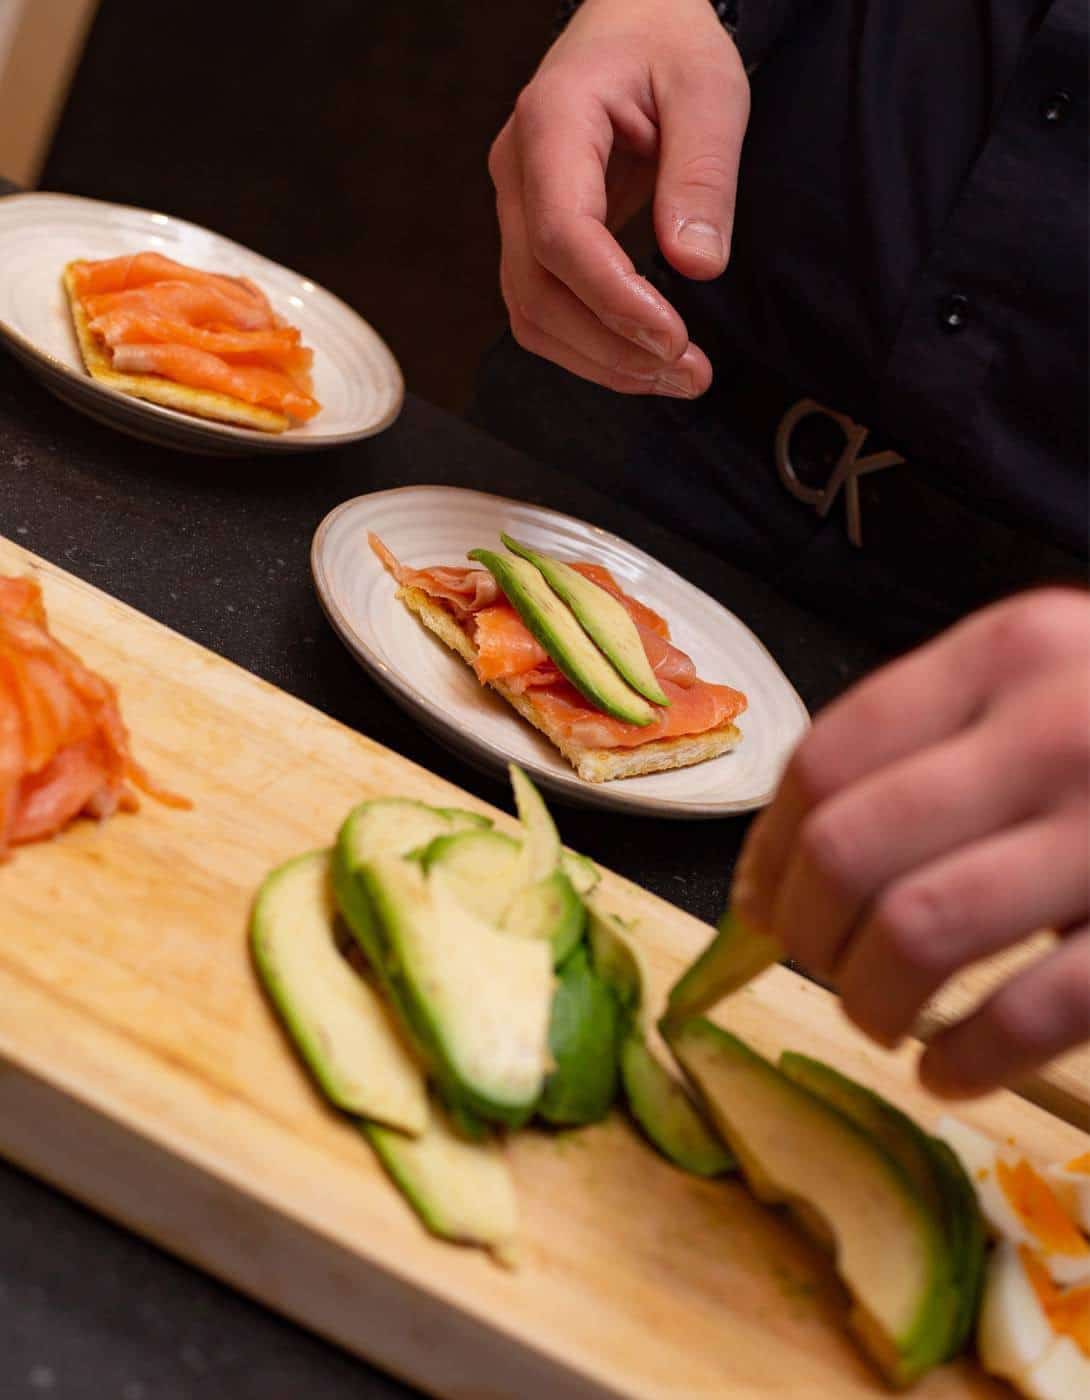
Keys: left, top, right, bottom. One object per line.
{"left": 0, "top": 256, "right": 884, "bottom": 1397}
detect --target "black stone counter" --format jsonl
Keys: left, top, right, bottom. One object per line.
{"left": 0, "top": 272, "right": 883, "bottom": 1396}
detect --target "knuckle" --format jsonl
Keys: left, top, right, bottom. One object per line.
{"left": 672, "top": 149, "right": 736, "bottom": 195}
{"left": 875, "top": 881, "right": 957, "bottom": 974}
{"left": 796, "top": 809, "right": 861, "bottom": 897}
{"left": 786, "top": 739, "right": 840, "bottom": 808}
{"left": 528, "top": 213, "right": 573, "bottom": 268}
{"left": 984, "top": 588, "right": 1089, "bottom": 670}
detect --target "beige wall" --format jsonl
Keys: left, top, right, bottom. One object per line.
{"left": 0, "top": 0, "right": 99, "bottom": 186}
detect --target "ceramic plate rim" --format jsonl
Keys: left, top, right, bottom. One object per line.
{"left": 311, "top": 485, "right": 810, "bottom": 818}
{"left": 0, "top": 191, "right": 404, "bottom": 451}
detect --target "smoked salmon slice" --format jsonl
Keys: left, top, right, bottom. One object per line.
{"left": 370, "top": 535, "right": 746, "bottom": 750}
{"left": 68, "top": 252, "right": 321, "bottom": 426}
{"left": 0, "top": 575, "right": 190, "bottom": 858}
{"left": 111, "top": 345, "right": 320, "bottom": 422}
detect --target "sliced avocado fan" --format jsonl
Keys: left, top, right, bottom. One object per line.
{"left": 468, "top": 548, "right": 656, "bottom": 726}
{"left": 500, "top": 534, "right": 670, "bottom": 707}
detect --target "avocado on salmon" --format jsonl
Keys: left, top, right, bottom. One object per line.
{"left": 538, "top": 947, "right": 621, "bottom": 1126}
{"left": 251, "top": 850, "right": 429, "bottom": 1135}
{"left": 665, "top": 908, "right": 781, "bottom": 1024}
{"left": 778, "top": 1053, "right": 984, "bottom": 1360}
{"left": 667, "top": 1020, "right": 957, "bottom": 1387}
{"left": 360, "top": 856, "right": 555, "bottom": 1128}
{"left": 468, "top": 549, "right": 656, "bottom": 726}
{"left": 364, "top": 1100, "right": 519, "bottom": 1263}
{"left": 501, "top": 534, "right": 670, "bottom": 707}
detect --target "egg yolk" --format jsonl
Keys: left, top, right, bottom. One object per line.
{"left": 998, "top": 1158, "right": 1090, "bottom": 1257}
{"left": 1064, "top": 1153, "right": 1090, "bottom": 1174}
{"left": 1021, "top": 1247, "right": 1090, "bottom": 1357}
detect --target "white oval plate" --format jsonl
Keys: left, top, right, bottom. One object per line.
{"left": 0, "top": 192, "right": 403, "bottom": 455}
{"left": 312, "top": 486, "right": 809, "bottom": 818}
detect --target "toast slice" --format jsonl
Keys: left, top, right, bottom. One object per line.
{"left": 398, "top": 586, "right": 742, "bottom": 783}
{"left": 63, "top": 263, "right": 291, "bottom": 433}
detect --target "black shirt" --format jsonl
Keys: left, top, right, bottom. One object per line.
{"left": 676, "top": 0, "right": 1088, "bottom": 555}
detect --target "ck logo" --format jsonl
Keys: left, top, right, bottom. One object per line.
{"left": 774, "top": 399, "right": 904, "bottom": 547}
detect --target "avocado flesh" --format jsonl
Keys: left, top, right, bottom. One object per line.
{"left": 421, "top": 828, "right": 523, "bottom": 925}
{"left": 667, "top": 1020, "right": 951, "bottom": 1387}
{"left": 361, "top": 857, "right": 554, "bottom": 1127}
{"left": 561, "top": 849, "right": 600, "bottom": 896}
{"left": 503, "top": 869, "right": 586, "bottom": 966}
{"left": 586, "top": 900, "right": 729, "bottom": 1175}
{"left": 538, "top": 947, "right": 621, "bottom": 1125}
{"left": 500, "top": 534, "right": 670, "bottom": 707}
{"left": 250, "top": 851, "right": 428, "bottom": 1135}
{"left": 665, "top": 908, "right": 781, "bottom": 1023}
{"left": 468, "top": 550, "right": 656, "bottom": 726}
{"left": 507, "top": 762, "right": 561, "bottom": 884}
{"left": 620, "top": 1035, "right": 735, "bottom": 1176}
{"left": 779, "top": 1053, "right": 979, "bottom": 1361}
{"left": 365, "top": 1099, "right": 518, "bottom": 1261}
{"left": 434, "top": 807, "right": 492, "bottom": 830}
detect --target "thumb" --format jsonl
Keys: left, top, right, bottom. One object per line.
{"left": 653, "top": 61, "right": 749, "bottom": 281}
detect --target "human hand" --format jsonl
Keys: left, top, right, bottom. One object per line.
{"left": 488, "top": 0, "right": 749, "bottom": 397}
{"left": 731, "top": 589, "right": 1090, "bottom": 1097}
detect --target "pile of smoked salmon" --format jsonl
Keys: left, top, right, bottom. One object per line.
{"left": 65, "top": 252, "right": 320, "bottom": 431}
{"left": 370, "top": 535, "right": 746, "bottom": 778}
{"left": 0, "top": 576, "right": 188, "bottom": 857}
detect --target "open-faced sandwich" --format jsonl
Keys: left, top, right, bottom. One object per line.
{"left": 63, "top": 251, "right": 320, "bottom": 432}
{"left": 371, "top": 533, "right": 747, "bottom": 781}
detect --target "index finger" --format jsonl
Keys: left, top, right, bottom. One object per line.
{"left": 731, "top": 593, "right": 1081, "bottom": 934}
{"left": 514, "top": 88, "right": 689, "bottom": 359}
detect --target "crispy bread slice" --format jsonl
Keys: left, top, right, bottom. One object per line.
{"left": 398, "top": 585, "right": 742, "bottom": 783}
{"left": 63, "top": 264, "right": 291, "bottom": 433}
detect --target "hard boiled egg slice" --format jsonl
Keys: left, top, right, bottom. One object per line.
{"left": 979, "top": 1243, "right": 1090, "bottom": 1400}
{"left": 1047, "top": 1154, "right": 1090, "bottom": 1236}
{"left": 978, "top": 1241, "right": 1055, "bottom": 1386}
{"left": 936, "top": 1118, "right": 1090, "bottom": 1286}
{"left": 1021, "top": 1335, "right": 1090, "bottom": 1400}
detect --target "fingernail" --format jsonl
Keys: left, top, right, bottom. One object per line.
{"left": 654, "top": 368, "right": 697, "bottom": 398}
{"left": 606, "top": 318, "right": 672, "bottom": 360}
{"left": 677, "top": 219, "right": 725, "bottom": 264}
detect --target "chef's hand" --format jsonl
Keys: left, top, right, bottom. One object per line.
{"left": 488, "top": 0, "right": 748, "bottom": 397}
{"left": 732, "top": 588, "right": 1090, "bottom": 1098}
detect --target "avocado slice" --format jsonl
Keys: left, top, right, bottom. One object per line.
{"left": 507, "top": 762, "right": 561, "bottom": 884}
{"left": 365, "top": 1099, "right": 518, "bottom": 1263}
{"left": 421, "top": 827, "right": 523, "bottom": 925}
{"left": 780, "top": 1053, "right": 983, "bottom": 1360}
{"left": 503, "top": 870, "right": 586, "bottom": 966}
{"left": 500, "top": 535, "right": 670, "bottom": 707}
{"left": 667, "top": 1020, "right": 954, "bottom": 1387}
{"left": 620, "top": 1035, "right": 735, "bottom": 1177}
{"left": 586, "top": 900, "right": 729, "bottom": 1175}
{"left": 538, "top": 947, "right": 621, "bottom": 1126}
{"left": 250, "top": 850, "right": 428, "bottom": 1135}
{"left": 665, "top": 908, "right": 781, "bottom": 1024}
{"left": 561, "top": 849, "right": 600, "bottom": 897}
{"left": 586, "top": 899, "right": 647, "bottom": 1025}
{"left": 434, "top": 807, "right": 493, "bottom": 830}
{"left": 468, "top": 550, "right": 656, "bottom": 726}
{"left": 360, "top": 856, "right": 554, "bottom": 1128}
{"left": 333, "top": 798, "right": 468, "bottom": 965}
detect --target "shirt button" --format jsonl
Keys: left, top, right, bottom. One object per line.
{"left": 938, "top": 293, "right": 970, "bottom": 333}
{"left": 1041, "top": 90, "right": 1071, "bottom": 125}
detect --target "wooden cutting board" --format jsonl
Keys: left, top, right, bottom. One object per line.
{"left": 1, "top": 536, "right": 1086, "bottom": 1400}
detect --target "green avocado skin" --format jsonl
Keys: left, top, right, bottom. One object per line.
{"left": 538, "top": 948, "right": 621, "bottom": 1126}
{"left": 468, "top": 548, "right": 655, "bottom": 726}
{"left": 778, "top": 1052, "right": 982, "bottom": 1364}
{"left": 331, "top": 810, "right": 492, "bottom": 1139}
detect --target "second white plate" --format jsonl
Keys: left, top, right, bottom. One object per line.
{"left": 0, "top": 192, "right": 403, "bottom": 455}
{"left": 312, "top": 486, "right": 809, "bottom": 818}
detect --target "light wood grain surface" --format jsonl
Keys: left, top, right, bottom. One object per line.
{"left": 1, "top": 536, "right": 1086, "bottom": 1400}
